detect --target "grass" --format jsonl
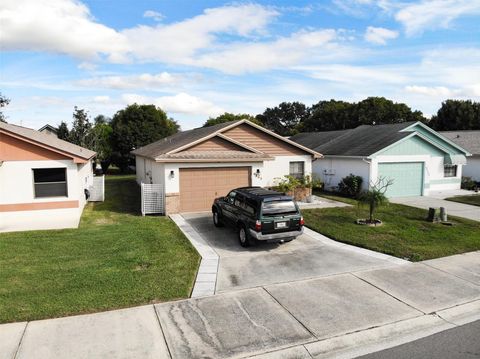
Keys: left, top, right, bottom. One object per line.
{"left": 304, "top": 193, "right": 480, "bottom": 262}
{"left": 0, "top": 175, "right": 200, "bottom": 323}
{"left": 445, "top": 194, "right": 480, "bottom": 207}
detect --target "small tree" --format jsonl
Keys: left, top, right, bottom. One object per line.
{"left": 358, "top": 177, "right": 393, "bottom": 223}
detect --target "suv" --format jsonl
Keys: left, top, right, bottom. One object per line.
{"left": 212, "top": 187, "right": 304, "bottom": 247}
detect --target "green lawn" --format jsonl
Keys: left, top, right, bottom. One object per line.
{"left": 0, "top": 175, "right": 200, "bottom": 323}
{"left": 304, "top": 194, "right": 480, "bottom": 262}
{"left": 445, "top": 194, "right": 480, "bottom": 207}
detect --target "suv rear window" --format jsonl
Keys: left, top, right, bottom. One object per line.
{"left": 261, "top": 200, "right": 297, "bottom": 216}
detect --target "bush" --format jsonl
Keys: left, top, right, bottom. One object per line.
{"left": 338, "top": 174, "right": 363, "bottom": 198}
{"left": 461, "top": 176, "right": 477, "bottom": 190}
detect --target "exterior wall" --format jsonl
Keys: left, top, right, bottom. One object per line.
{"left": 187, "top": 136, "right": 245, "bottom": 151}
{"left": 1, "top": 132, "right": 70, "bottom": 161}
{"left": 135, "top": 156, "right": 164, "bottom": 186}
{"left": 313, "top": 157, "right": 370, "bottom": 191}
{"left": 0, "top": 158, "right": 94, "bottom": 232}
{"left": 262, "top": 155, "right": 312, "bottom": 187}
{"left": 463, "top": 155, "right": 480, "bottom": 181}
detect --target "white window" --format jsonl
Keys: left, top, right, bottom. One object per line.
{"left": 444, "top": 165, "right": 457, "bottom": 178}
{"left": 33, "top": 168, "right": 68, "bottom": 198}
{"left": 289, "top": 161, "right": 305, "bottom": 179}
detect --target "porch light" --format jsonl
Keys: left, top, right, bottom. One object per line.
{"left": 170, "top": 170, "right": 175, "bottom": 178}
{"left": 254, "top": 169, "right": 261, "bottom": 178}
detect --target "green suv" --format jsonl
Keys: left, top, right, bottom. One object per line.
{"left": 212, "top": 187, "right": 304, "bottom": 247}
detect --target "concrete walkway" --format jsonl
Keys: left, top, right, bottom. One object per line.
{"left": 1, "top": 248, "right": 479, "bottom": 359}
{"left": 391, "top": 196, "right": 480, "bottom": 221}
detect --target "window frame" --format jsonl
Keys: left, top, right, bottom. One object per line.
{"left": 289, "top": 161, "right": 305, "bottom": 179}
{"left": 443, "top": 164, "right": 457, "bottom": 178}
{"left": 32, "top": 167, "right": 68, "bottom": 199}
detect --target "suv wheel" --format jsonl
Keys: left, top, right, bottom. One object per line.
{"left": 212, "top": 209, "right": 223, "bottom": 227}
{"left": 238, "top": 225, "right": 250, "bottom": 247}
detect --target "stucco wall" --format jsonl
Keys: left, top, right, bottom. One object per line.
{"left": 463, "top": 156, "right": 480, "bottom": 181}
{"left": 313, "top": 157, "right": 370, "bottom": 190}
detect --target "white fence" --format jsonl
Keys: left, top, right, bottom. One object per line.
{"left": 88, "top": 175, "right": 105, "bottom": 202}
{"left": 141, "top": 183, "right": 165, "bottom": 216}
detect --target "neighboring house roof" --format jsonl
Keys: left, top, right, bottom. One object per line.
{"left": 132, "top": 120, "right": 322, "bottom": 161}
{"left": 38, "top": 124, "right": 58, "bottom": 134}
{"left": 290, "top": 121, "right": 470, "bottom": 158}
{"left": 439, "top": 131, "right": 480, "bottom": 155}
{"left": 1, "top": 121, "right": 96, "bottom": 161}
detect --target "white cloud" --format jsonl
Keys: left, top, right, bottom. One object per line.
{"left": 93, "top": 95, "right": 110, "bottom": 103}
{"left": 405, "top": 85, "right": 458, "bottom": 97}
{"left": 143, "top": 10, "right": 164, "bottom": 22}
{"left": 77, "top": 62, "right": 98, "bottom": 71}
{"left": 77, "top": 72, "right": 179, "bottom": 89}
{"left": 121, "top": 92, "right": 224, "bottom": 116}
{"left": 395, "top": 0, "right": 480, "bottom": 35}
{"left": 364, "top": 26, "right": 398, "bottom": 45}
{"left": 0, "top": 0, "right": 129, "bottom": 61}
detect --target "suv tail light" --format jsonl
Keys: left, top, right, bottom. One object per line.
{"left": 255, "top": 220, "right": 262, "bottom": 232}
{"left": 300, "top": 216, "right": 304, "bottom": 226}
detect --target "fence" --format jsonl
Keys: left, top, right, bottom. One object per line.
{"left": 88, "top": 175, "right": 105, "bottom": 202}
{"left": 141, "top": 183, "right": 165, "bottom": 216}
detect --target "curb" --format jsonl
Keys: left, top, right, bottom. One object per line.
{"left": 169, "top": 214, "right": 219, "bottom": 297}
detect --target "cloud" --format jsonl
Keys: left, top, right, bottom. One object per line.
{"left": 143, "top": 10, "right": 164, "bottom": 21}
{"left": 0, "top": 0, "right": 129, "bottom": 61}
{"left": 77, "top": 72, "right": 180, "bottom": 89}
{"left": 93, "top": 95, "right": 110, "bottom": 103}
{"left": 77, "top": 62, "right": 98, "bottom": 71}
{"left": 121, "top": 92, "right": 224, "bottom": 116}
{"left": 364, "top": 26, "right": 398, "bottom": 45}
{"left": 405, "top": 85, "right": 480, "bottom": 98}
{"left": 395, "top": 0, "right": 480, "bottom": 35}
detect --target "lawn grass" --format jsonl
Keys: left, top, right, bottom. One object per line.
{"left": 304, "top": 195, "right": 480, "bottom": 262}
{"left": 445, "top": 194, "right": 480, "bottom": 207}
{"left": 0, "top": 175, "right": 200, "bottom": 323}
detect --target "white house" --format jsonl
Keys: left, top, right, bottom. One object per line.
{"left": 440, "top": 130, "right": 480, "bottom": 182}
{"left": 0, "top": 122, "right": 96, "bottom": 232}
{"left": 291, "top": 122, "right": 471, "bottom": 197}
{"left": 132, "top": 120, "right": 321, "bottom": 214}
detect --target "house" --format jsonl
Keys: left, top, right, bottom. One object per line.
{"left": 132, "top": 120, "right": 321, "bottom": 214}
{"left": 290, "top": 122, "right": 471, "bottom": 197}
{"left": 0, "top": 122, "right": 96, "bottom": 232}
{"left": 38, "top": 124, "right": 58, "bottom": 137}
{"left": 440, "top": 130, "right": 480, "bottom": 182}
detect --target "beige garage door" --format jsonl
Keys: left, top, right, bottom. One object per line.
{"left": 179, "top": 167, "right": 251, "bottom": 212}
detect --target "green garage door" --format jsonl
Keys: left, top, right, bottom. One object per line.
{"left": 378, "top": 162, "right": 424, "bottom": 197}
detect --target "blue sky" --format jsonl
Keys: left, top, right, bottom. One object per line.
{"left": 1, "top": 0, "right": 479, "bottom": 130}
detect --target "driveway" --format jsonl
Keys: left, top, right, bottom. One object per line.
{"left": 182, "top": 212, "right": 403, "bottom": 292}
{"left": 391, "top": 196, "right": 480, "bottom": 221}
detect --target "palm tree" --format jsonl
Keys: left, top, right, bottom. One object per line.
{"left": 358, "top": 177, "right": 393, "bottom": 223}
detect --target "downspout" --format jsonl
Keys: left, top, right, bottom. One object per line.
{"left": 362, "top": 157, "right": 371, "bottom": 189}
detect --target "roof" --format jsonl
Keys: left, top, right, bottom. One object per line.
{"left": 439, "top": 131, "right": 480, "bottom": 155}
{"left": 1, "top": 121, "right": 96, "bottom": 161}
{"left": 155, "top": 150, "right": 272, "bottom": 162}
{"left": 132, "top": 120, "right": 321, "bottom": 161}
{"left": 38, "top": 124, "right": 58, "bottom": 133}
{"left": 291, "top": 122, "right": 415, "bottom": 157}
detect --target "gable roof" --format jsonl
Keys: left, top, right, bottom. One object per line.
{"left": 132, "top": 120, "right": 322, "bottom": 161}
{"left": 291, "top": 122, "right": 415, "bottom": 157}
{"left": 439, "top": 130, "right": 480, "bottom": 155}
{"left": 38, "top": 124, "right": 58, "bottom": 133}
{"left": 1, "top": 121, "right": 96, "bottom": 161}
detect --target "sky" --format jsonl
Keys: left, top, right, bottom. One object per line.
{"left": 1, "top": 0, "right": 479, "bottom": 130}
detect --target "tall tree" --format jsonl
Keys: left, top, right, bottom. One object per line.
{"left": 203, "top": 112, "right": 257, "bottom": 127}
{"left": 69, "top": 107, "right": 93, "bottom": 148}
{"left": 0, "top": 93, "right": 10, "bottom": 123}
{"left": 256, "top": 102, "right": 309, "bottom": 136}
{"left": 57, "top": 121, "right": 70, "bottom": 140}
{"left": 111, "top": 104, "right": 179, "bottom": 172}
{"left": 301, "top": 100, "right": 354, "bottom": 132}
{"left": 429, "top": 100, "right": 480, "bottom": 130}
{"left": 90, "top": 115, "right": 113, "bottom": 173}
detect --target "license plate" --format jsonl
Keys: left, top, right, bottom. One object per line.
{"left": 275, "top": 221, "right": 287, "bottom": 229}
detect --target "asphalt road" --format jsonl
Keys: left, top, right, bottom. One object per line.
{"left": 358, "top": 320, "right": 480, "bottom": 359}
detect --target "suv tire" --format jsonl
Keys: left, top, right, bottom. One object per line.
{"left": 238, "top": 224, "right": 250, "bottom": 247}
{"left": 212, "top": 209, "right": 223, "bottom": 227}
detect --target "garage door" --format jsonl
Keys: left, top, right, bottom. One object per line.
{"left": 179, "top": 167, "right": 251, "bottom": 212}
{"left": 378, "top": 162, "right": 424, "bottom": 197}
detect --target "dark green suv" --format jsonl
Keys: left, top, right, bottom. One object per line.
{"left": 212, "top": 187, "right": 304, "bottom": 247}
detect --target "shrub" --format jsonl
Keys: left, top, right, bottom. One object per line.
{"left": 274, "top": 175, "right": 300, "bottom": 193}
{"left": 338, "top": 174, "right": 363, "bottom": 198}
{"left": 461, "top": 176, "right": 477, "bottom": 190}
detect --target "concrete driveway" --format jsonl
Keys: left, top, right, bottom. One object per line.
{"left": 391, "top": 196, "right": 480, "bottom": 221}
{"left": 182, "top": 213, "right": 403, "bottom": 292}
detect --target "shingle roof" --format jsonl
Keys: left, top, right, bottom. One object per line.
{"left": 156, "top": 151, "right": 272, "bottom": 161}
{"left": 1, "top": 121, "right": 96, "bottom": 160}
{"left": 290, "top": 122, "right": 415, "bottom": 156}
{"left": 439, "top": 131, "right": 480, "bottom": 155}
{"left": 132, "top": 120, "right": 240, "bottom": 158}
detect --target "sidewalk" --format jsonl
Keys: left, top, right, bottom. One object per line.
{"left": 1, "top": 250, "right": 479, "bottom": 359}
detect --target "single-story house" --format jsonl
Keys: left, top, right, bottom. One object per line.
{"left": 440, "top": 130, "right": 480, "bottom": 182}
{"left": 38, "top": 124, "right": 59, "bottom": 137}
{"left": 290, "top": 121, "right": 471, "bottom": 197}
{"left": 132, "top": 120, "right": 321, "bottom": 214}
{"left": 0, "top": 121, "right": 96, "bottom": 232}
